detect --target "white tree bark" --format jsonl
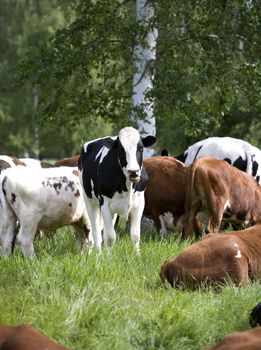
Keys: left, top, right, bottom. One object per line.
{"left": 131, "top": 0, "right": 158, "bottom": 158}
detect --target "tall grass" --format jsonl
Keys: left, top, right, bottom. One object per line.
{"left": 0, "top": 226, "right": 259, "bottom": 350}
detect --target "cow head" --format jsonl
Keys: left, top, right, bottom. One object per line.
{"left": 117, "top": 127, "right": 156, "bottom": 183}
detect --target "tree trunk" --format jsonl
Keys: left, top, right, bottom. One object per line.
{"left": 131, "top": 0, "right": 158, "bottom": 158}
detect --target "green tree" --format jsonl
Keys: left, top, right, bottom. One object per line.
{"left": 18, "top": 0, "right": 261, "bottom": 155}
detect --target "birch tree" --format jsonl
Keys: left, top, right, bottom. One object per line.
{"left": 131, "top": 0, "right": 158, "bottom": 157}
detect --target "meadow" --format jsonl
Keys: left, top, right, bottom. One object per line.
{"left": 0, "top": 226, "right": 259, "bottom": 350}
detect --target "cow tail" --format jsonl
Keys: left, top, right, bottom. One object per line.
{"left": 243, "top": 142, "right": 253, "bottom": 175}
{"left": 0, "top": 174, "right": 18, "bottom": 252}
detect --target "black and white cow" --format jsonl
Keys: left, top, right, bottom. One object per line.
{"left": 78, "top": 127, "right": 156, "bottom": 254}
{"left": 176, "top": 137, "right": 261, "bottom": 184}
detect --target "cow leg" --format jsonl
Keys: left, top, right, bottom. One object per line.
{"left": 100, "top": 203, "right": 116, "bottom": 255}
{"left": 0, "top": 213, "right": 16, "bottom": 256}
{"left": 84, "top": 197, "right": 103, "bottom": 254}
{"left": 205, "top": 203, "right": 224, "bottom": 233}
{"left": 16, "top": 219, "right": 39, "bottom": 258}
{"left": 72, "top": 220, "right": 93, "bottom": 253}
{"left": 129, "top": 192, "right": 145, "bottom": 255}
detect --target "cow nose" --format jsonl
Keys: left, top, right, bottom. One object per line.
{"left": 128, "top": 170, "right": 140, "bottom": 181}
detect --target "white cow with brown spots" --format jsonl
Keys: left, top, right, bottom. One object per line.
{"left": 0, "top": 166, "right": 91, "bottom": 257}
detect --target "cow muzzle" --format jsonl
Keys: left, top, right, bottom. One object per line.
{"left": 128, "top": 169, "right": 140, "bottom": 183}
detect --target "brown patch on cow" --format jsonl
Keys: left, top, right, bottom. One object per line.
{"left": 0, "top": 324, "right": 70, "bottom": 350}
{"left": 72, "top": 169, "right": 79, "bottom": 176}
{"left": 207, "top": 327, "right": 261, "bottom": 350}
{"left": 74, "top": 189, "right": 80, "bottom": 197}
{"left": 54, "top": 155, "right": 80, "bottom": 167}
{"left": 61, "top": 176, "right": 69, "bottom": 183}
{"left": 0, "top": 160, "right": 11, "bottom": 171}
{"left": 67, "top": 180, "right": 75, "bottom": 192}
{"left": 10, "top": 193, "right": 16, "bottom": 204}
{"left": 40, "top": 161, "right": 54, "bottom": 168}
{"left": 11, "top": 156, "right": 26, "bottom": 166}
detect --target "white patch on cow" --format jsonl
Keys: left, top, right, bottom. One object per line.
{"left": 196, "top": 211, "right": 208, "bottom": 224}
{"left": 234, "top": 243, "right": 239, "bottom": 248}
{"left": 235, "top": 250, "right": 242, "bottom": 259}
{"left": 159, "top": 212, "right": 175, "bottom": 237}
{"left": 119, "top": 127, "right": 141, "bottom": 173}
{"left": 83, "top": 136, "right": 117, "bottom": 153}
{"left": 95, "top": 146, "right": 109, "bottom": 164}
{"left": 19, "top": 158, "right": 42, "bottom": 168}
{"left": 224, "top": 200, "right": 230, "bottom": 211}
{"left": 108, "top": 189, "right": 134, "bottom": 220}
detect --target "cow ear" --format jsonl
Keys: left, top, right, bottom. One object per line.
{"left": 113, "top": 137, "right": 120, "bottom": 148}
{"left": 142, "top": 135, "right": 156, "bottom": 147}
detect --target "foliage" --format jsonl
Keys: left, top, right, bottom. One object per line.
{"left": 0, "top": 0, "right": 260, "bottom": 156}
{"left": 0, "top": 227, "right": 259, "bottom": 350}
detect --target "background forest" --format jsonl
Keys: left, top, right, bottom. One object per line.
{"left": 0, "top": 0, "right": 260, "bottom": 159}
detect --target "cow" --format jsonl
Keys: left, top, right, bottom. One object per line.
{"left": 0, "top": 155, "right": 25, "bottom": 172}
{"left": 143, "top": 156, "right": 201, "bottom": 237}
{"left": 0, "top": 324, "right": 69, "bottom": 350}
{"left": 160, "top": 224, "right": 261, "bottom": 288}
{"left": 54, "top": 155, "right": 80, "bottom": 167}
{"left": 0, "top": 166, "right": 91, "bottom": 257}
{"left": 206, "top": 327, "right": 261, "bottom": 350}
{"left": 176, "top": 136, "right": 261, "bottom": 184}
{"left": 78, "top": 126, "right": 156, "bottom": 254}
{"left": 181, "top": 157, "right": 261, "bottom": 236}
{"left": 250, "top": 303, "right": 261, "bottom": 328}
{"left": 19, "top": 157, "right": 54, "bottom": 168}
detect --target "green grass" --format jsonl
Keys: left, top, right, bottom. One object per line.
{"left": 0, "top": 227, "right": 259, "bottom": 350}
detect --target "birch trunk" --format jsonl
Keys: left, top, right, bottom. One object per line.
{"left": 131, "top": 0, "right": 158, "bottom": 158}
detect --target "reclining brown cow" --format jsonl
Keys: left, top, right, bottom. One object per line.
{"left": 206, "top": 327, "right": 261, "bottom": 350}
{"left": 0, "top": 324, "right": 69, "bottom": 350}
{"left": 181, "top": 157, "right": 261, "bottom": 236}
{"left": 160, "top": 224, "right": 261, "bottom": 288}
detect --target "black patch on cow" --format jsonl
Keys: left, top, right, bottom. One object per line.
{"left": 53, "top": 182, "right": 62, "bottom": 195}
{"left": 256, "top": 175, "right": 260, "bottom": 183}
{"left": 69, "top": 203, "right": 72, "bottom": 207}
{"left": 2, "top": 176, "right": 7, "bottom": 196}
{"left": 79, "top": 134, "right": 150, "bottom": 201}
{"left": 161, "top": 149, "right": 169, "bottom": 156}
{"left": 175, "top": 152, "right": 188, "bottom": 163}
{"left": 10, "top": 193, "right": 16, "bottom": 204}
{"left": 223, "top": 158, "right": 232, "bottom": 165}
{"left": 134, "top": 165, "right": 148, "bottom": 192}
{"left": 233, "top": 156, "right": 247, "bottom": 172}
{"left": 250, "top": 302, "right": 261, "bottom": 327}
{"left": 252, "top": 160, "right": 258, "bottom": 177}
{"left": 193, "top": 145, "right": 203, "bottom": 163}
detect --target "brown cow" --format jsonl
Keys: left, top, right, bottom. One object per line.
{"left": 206, "top": 327, "right": 261, "bottom": 350}
{"left": 143, "top": 156, "right": 186, "bottom": 236}
{"left": 160, "top": 224, "right": 261, "bottom": 288}
{"left": 0, "top": 324, "right": 69, "bottom": 350}
{"left": 54, "top": 155, "right": 79, "bottom": 167}
{"left": 182, "top": 157, "right": 261, "bottom": 236}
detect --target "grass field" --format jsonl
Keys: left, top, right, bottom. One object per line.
{"left": 0, "top": 226, "right": 259, "bottom": 350}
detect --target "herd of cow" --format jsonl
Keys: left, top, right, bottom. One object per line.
{"left": 0, "top": 126, "right": 261, "bottom": 349}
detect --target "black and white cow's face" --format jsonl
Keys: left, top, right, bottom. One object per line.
{"left": 117, "top": 127, "right": 156, "bottom": 183}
